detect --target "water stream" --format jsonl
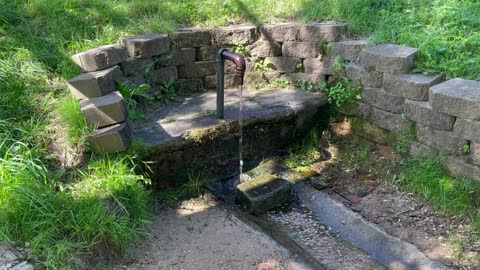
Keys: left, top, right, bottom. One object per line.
{"left": 239, "top": 84, "right": 244, "bottom": 180}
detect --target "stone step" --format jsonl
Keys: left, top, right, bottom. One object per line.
{"left": 80, "top": 91, "right": 128, "bottom": 128}
{"left": 72, "top": 44, "right": 127, "bottom": 72}
{"left": 88, "top": 121, "right": 132, "bottom": 153}
{"left": 330, "top": 39, "right": 368, "bottom": 62}
{"left": 360, "top": 44, "right": 417, "bottom": 74}
{"left": 119, "top": 33, "right": 170, "bottom": 59}
{"left": 430, "top": 78, "right": 480, "bottom": 120}
{"left": 384, "top": 73, "right": 443, "bottom": 101}
{"left": 67, "top": 66, "right": 122, "bottom": 99}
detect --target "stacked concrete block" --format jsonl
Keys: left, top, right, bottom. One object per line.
{"left": 330, "top": 40, "right": 368, "bottom": 62}
{"left": 88, "top": 122, "right": 133, "bottom": 153}
{"left": 67, "top": 66, "right": 122, "bottom": 99}
{"left": 361, "top": 44, "right": 417, "bottom": 74}
{"left": 259, "top": 23, "right": 299, "bottom": 42}
{"left": 299, "top": 22, "right": 346, "bottom": 43}
{"left": 80, "top": 91, "right": 128, "bottom": 128}
{"left": 72, "top": 44, "right": 127, "bottom": 72}
{"left": 214, "top": 24, "right": 259, "bottom": 45}
{"left": 384, "top": 73, "right": 443, "bottom": 101}
{"left": 120, "top": 34, "right": 170, "bottom": 58}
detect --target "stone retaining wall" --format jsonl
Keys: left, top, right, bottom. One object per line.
{"left": 67, "top": 22, "right": 353, "bottom": 153}
{"left": 337, "top": 44, "right": 480, "bottom": 182}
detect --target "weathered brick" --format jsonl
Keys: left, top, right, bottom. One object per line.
{"left": 384, "top": 73, "right": 443, "bottom": 101}
{"left": 259, "top": 23, "right": 299, "bottom": 42}
{"left": 470, "top": 142, "right": 480, "bottom": 166}
{"left": 174, "top": 78, "right": 203, "bottom": 94}
{"left": 197, "top": 46, "right": 219, "bottom": 61}
{"left": 72, "top": 44, "right": 128, "bottom": 72}
{"left": 430, "top": 78, "right": 480, "bottom": 120}
{"left": 151, "top": 66, "right": 178, "bottom": 83}
{"left": 88, "top": 121, "right": 132, "bottom": 153}
{"left": 282, "top": 42, "right": 320, "bottom": 58}
{"left": 119, "top": 34, "right": 169, "bottom": 58}
{"left": 120, "top": 58, "right": 154, "bottom": 77}
{"left": 372, "top": 108, "right": 410, "bottom": 133}
{"left": 303, "top": 58, "right": 333, "bottom": 74}
{"left": 264, "top": 57, "right": 301, "bottom": 73}
{"left": 404, "top": 100, "right": 455, "bottom": 130}
{"left": 361, "top": 87, "right": 405, "bottom": 113}
{"left": 416, "top": 124, "right": 467, "bottom": 154}
{"left": 204, "top": 74, "right": 237, "bottom": 89}
{"left": 172, "top": 28, "right": 212, "bottom": 47}
{"left": 360, "top": 44, "right": 417, "bottom": 74}
{"left": 299, "top": 22, "right": 346, "bottom": 42}
{"left": 330, "top": 40, "right": 368, "bottom": 61}
{"left": 67, "top": 66, "right": 122, "bottom": 99}
{"left": 81, "top": 91, "right": 128, "bottom": 128}
{"left": 178, "top": 61, "right": 216, "bottom": 79}
{"left": 453, "top": 118, "right": 480, "bottom": 143}
{"left": 214, "top": 24, "right": 259, "bottom": 45}
{"left": 286, "top": 73, "right": 325, "bottom": 83}
{"left": 345, "top": 63, "right": 383, "bottom": 88}
{"left": 442, "top": 156, "right": 480, "bottom": 182}
{"left": 338, "top": 101, "right": 371, "bottom": 119}
{"left": 172, "top": 48, "right": 196, "bottom": 66}
{"left": 246, "top": 41, "right": 281, "bottom": 57}
{"left": 409, "top": 140, "right": 438, "bottom": 157}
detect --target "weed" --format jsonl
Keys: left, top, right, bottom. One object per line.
{"left": 271, "top": 77, "right": 290, "bottom": 88}
{"left": 254, "top": 59, "right": 270, "bottom": 75}
{"left": 115, "top": 81, "right": 152, "bottom": 120}
{"left": 154, "top": 76, "right": 177, "bottom": 104}
{"left": 249, "top": 82, "right": 265, "bottom": 90}
{"left": 158, "top": 170, "right": 209, "bottom": 205}
{"left": 295, "top": 63, "right": 303, "bottom": 71}
{"left": 463, "top": 144, "right": 471, "bottom": 154}
{"left": 317, "top": 38, "right": 332, "bottom": 61}
{"left": 232, "top": 41, "right": 246, "bottom": 56}
{"left": 285, "top": 128, "right": 323, "bottom": 169}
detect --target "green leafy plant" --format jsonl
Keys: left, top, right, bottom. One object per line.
{"left": 254, "top": 59, "right": 270, "bottom": 75}
{"left": 295, "top": 63, "right": 303, "bottom": 71}
{"left": 323, "top": 82, "right": 362, "bottom": 107}
{"left": 232, "top": 41, "right": 246, "bottom": 56}
{"left": 271, "top": 77, "right": 290, "bottom": 88}
{"left": 464, "top": 144, "right": 471, "bottom": 154}
{"left": 293, "top": 80, "right": 327, "bottom": 93}
{"left": 153, "top": 76, "right": 177, "bottom": 104}
{"left": 115, "top": 81, "right": 152, "bottom": 120}
{"left": 317, "top": 38, "right": 332, "bottom": 60}
{"left": 249, "top": 81, "right": 265, "bottom": 89}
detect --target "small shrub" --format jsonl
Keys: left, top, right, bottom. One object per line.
{"left": 153, "top": 76, "right": 177, "bottom": 104}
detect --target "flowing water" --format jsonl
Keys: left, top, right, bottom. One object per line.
{"left": 239, "top": 84, "right": 244, "bottom": 180}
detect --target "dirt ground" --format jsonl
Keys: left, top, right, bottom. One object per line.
{"left": 114, "top": 195, "right": 311, "bottom": 270}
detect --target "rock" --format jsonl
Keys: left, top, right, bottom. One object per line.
{"left": 338, "top": 101, "right": 371, "bottom": 119}
{"left": 246, "top": 41, "right": 281, "bottom": 57}
{"left": 346, "top": 63, "right": 383, "bottom": 88}
{"left": 197, "top": 46, "right": 218, "bottom": 61}
{"left": 264, "top": 57, "right": 301, "bottom": 73}
{"left": 259, "top": 23, "right": 299, "bottom": 42}
{"left": 470, "top": 142, "right": 480, "bottom": 166}
{"left": 330, "top": 40, "right": 368, "bottom": 61}
{"left": 72, "top": 44, "right": 128, "bottom": 72}
{"left": 310, "top": 175, "right": 332, "bottom": 190}
{"left": 67, "top": 66, "right": 122, "bottom": 99}
{"left": 286, "top": 73, "right": 325, "bottom": 83}
{"left": 88, "top": 121, "right": 132, "bottom": 153}
{"left": 80, "top": 91, "right": 128, "bottom": 128}
{"left": 360, "top": 44, "right": 417, "bottom": 74}
{"left": 172, "top": 28, "right": 212, "bottom": 48}
{"left": 372, "top": 108, "right": 410, "bottom": 133}
{"left": 244, "top": 158, "right": 286, "bottom": 178}
{"left": 453, "top": 118, "right": 480, "bottom": 143}
{"left": 121, "top": 58, "right": 155, "bottom": 77}
{"left": 178, "top": 61, "right": 216, "bottom": 79}
{"left": 409, "top": 140, "right": 438, "bottom": 157}
{"left": 236, "top": 174, "right": 291, "bottom": 214}
{"left": 204, "top": 74, "right": 237, "bottom": 89}
{"left": 174, "top": 78, "right": 203, "bottom": 94}
{"left": 404, "top": 100, "right": 455, "bottom": 130}
{"left": 214, "top": 24, "right": 259, "bottom": 45}
{"left": 299, "top": 22, "right": 346, "bottom": 42}
{"left": 120, "top": 74, "right": 146, "bottom": 87}
{"left": 442, "top": 156, "right": 480, "bottom": 182}
{"left": 303, "top": 58, "right": 333, "bottom": 74}
{"left": 119, "top": 33, "right": 170, "bottom": 58}
{"left": 361, "top": 87, "right": 405, "bottom": 113}
{"left": 416, "top": 124, "right": 467, "bottom": 154}
{"left": 429, "top": 78, "right": 480, "bottom": 120}
{"left": 172, "top": 48, "right": 196, "bottom": 65}
{"left": 151, "top": 66, "right": 178, "bottom": 83}
{"left": 383, "top": 73, "right": 443, "bottom": 101}
{"left": 282, "top": 42, "right": 320, "bottom": 58}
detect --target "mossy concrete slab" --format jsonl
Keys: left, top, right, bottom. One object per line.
{"left": 236, "top": 174, "right": 291, "bottom": 214}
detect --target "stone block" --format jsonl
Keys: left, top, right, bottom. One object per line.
{"left": 299, "top": 22, "right": 346, "bottom": 42}
{"left": 360, "top": 44, "right": 417, "bottom": 74}
{"left": 214, "top": 24, "right": 259, "bottom": 45}
{"left": 119, "top": 34, "right": 169, "bottom": 58}
{"left": 67, "top": 66, "right": 122, "bottom": 99}
{"left": 372, "top": 107, "right": 410, "bottom": 133}
{"left": 178, "top": 61, "right": 216, "bottom": 79}
{"left": 416, "top": 124, "right": 467, "bottom": 154}
{"left": 409, "top": 141, "right": 438, "bottom": 157}
{"left": 172, "top": 48, "right": 196, "bottom": 66}
{"left": 286, "top": 73, "right": 325, "bottom": 83}
{"left": 361, "top": 87, "right": 405, "bottom": 113}
{"left": 429, "top": 78, "right": 480, "bottom": 120}
{"left": 404, "top": 100, "right": 455, "bottom": 130}
{"left": 119, "top": 74, "right": 146, "bottom": 87}
{"left": 80, "top": 91, "right": 127, "bottom": 128}
{"left": 151, "top": 66, "right": 178, "bottom": 83}
{"left": 72, "top": 44, "right": 128, "bottom": 72}
{"left": 172, "top": 28, "right": 212, "bottom": 47}
{"left": 264, "top": 57, "right": 301, "bottom": 73}
{"left": 174, "top": 78, "right": 203, "bottom": 94}
{"left": 197, "top": 46, "right": 218, "bottom": 61}
{"left": 453, "top": 118, "right": 480, "bottom": 143}
{"left": 330, "top": 40, "right": 368, "bottom": 61}
{"left": 303, "top": 58, "right": 333, "bottom": 74}
{"left": 442, "top": 156, "right": 480, "bottom": 182}
{"left": 120, "top": 58, "right": 155, "bottom": 77}
{"left": 384, "top": 73, "right": 443, "bottom": 101}
{"left": 282, "top": 42, "right": 321, "bottom": 58}
{"left": 246, "top": 41, "right": 281, "bottom": 57}
{"left": 346, "top": 63, "right": 383, "bottom": 88}
{"left": 204, "top": 74, "right": 237, "bottom": 89}
{"left": 470, "top": 143, "right": 480, "bottom": 166}
{"left": 338, "top": 101, "right": 371, "bottom": 119}
{"left": 88, "top": 121, "right": 132, "bottom": 153}
{"left": 236, "top": 174, "right": 291, "bottom": 214}
{"left": 259, "top": 23, "right": 299, "bottom": 42}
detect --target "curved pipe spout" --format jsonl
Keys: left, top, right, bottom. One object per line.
{"left": 216, "top": 49, "right": 246, "bottom": 119}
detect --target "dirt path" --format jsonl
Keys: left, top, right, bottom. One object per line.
{"left": 115, "top": 196, "right": 312, "bottom": 270}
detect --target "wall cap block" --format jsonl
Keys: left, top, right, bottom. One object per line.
{"left": 72, "top": 44, "right": 127, "bottom": 72}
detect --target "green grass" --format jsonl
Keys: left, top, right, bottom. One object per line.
{"left": 58, "top": 94, "right": 90, "bottom": 144}
{"left": 285, "top": 128, "right": 323, "bottom": 169}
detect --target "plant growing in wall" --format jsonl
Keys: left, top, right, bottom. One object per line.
{"left": 232, "top": 41, "right": 246, "bottom": 56}
{"left": 115, "top": 81, "right": 152, "bottom": 120}
{"left": 153, "top": 76, "right": 177, "bottom": 104}
{"left": 254, "top": 59, "right": 270, "bottom": 75}
{"left": 317, "top": 38, "right": 332, "bottom": 61}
